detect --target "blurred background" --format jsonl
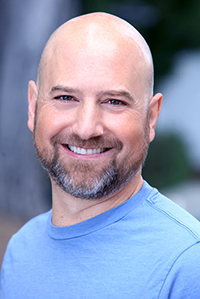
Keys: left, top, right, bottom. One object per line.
{"left": 0, "top": 0, "right": 200, "bottom": 267}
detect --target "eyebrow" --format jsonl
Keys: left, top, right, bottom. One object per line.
{"left": 50, "top": 85, "right": 81, "bottom": 94}
{"left": 49, "top": 85, "right": 134, "bottom": 102}
{"left": 100, "top": 90, "right": 134, "bottom": 102}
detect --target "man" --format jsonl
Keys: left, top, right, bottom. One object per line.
{"left": 1, "top": 12, "right": 200, "bottom": 298}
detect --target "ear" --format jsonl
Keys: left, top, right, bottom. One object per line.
{"left": 149, "top": 93, "right": 163, "bottom": 142}
{"left": 28, "top": 80, "right": 38, "bottom": 132}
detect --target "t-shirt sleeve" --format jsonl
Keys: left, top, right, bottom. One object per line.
{"left": 159, "top": 242, "right": 200, "bottom": 299}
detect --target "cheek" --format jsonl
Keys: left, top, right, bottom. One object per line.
{"left": 112, "top": 110, "right": 145, "bottom": 137}
{"left": 123, "top": 127, "right": 145, "bottom": 152}
{"left": 35, "top": 107, "right": 72, "bottom": 145}
{"left": 109, "top": 116, "right": 146, "bottom": 152}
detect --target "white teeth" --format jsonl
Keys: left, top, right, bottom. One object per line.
{"left": 87, "top": 149, "right": 93, "bottom": 155}
{"left": 80, "top": 148, "right": 86, "bottom": 155}
{"left": 68, "top": 145, "right": 104, "bottom": 155}
{"left": 68, "top": 144, "right": 74, "bottom": 152}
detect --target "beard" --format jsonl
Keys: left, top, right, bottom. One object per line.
{"left": 33, "top": 111, "right": 150, "bottom": 200}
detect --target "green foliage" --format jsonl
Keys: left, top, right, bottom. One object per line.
{"left": 81, "top": 0, "right": 111, "bottom": 12}
{"left": 142, "top": 0, "right": 200, "bottom": 83}
{"left": 142, "top": 133, "right": 193, "bottom": 189}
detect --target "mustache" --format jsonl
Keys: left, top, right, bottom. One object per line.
{"left": 51, "top": 133, "right": 123, "bottom": 150}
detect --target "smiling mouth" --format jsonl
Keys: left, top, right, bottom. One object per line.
{"left": 67, "top": 144, "right": 110, "bottom": 155}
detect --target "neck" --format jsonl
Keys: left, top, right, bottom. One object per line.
{"left": 51, "top": 173, "right": 143, "bottom": 227}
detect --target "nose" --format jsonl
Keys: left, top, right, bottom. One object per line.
{"left": 71, "top": 100, "right": 104, "bottom": 140}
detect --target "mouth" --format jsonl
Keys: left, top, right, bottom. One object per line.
{"left": 67, "top": 144, "right": 110, "bottom": 155}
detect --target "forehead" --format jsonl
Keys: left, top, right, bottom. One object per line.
{"left": 42, "top": 38, "right": 145, "bottom": 92}
{"left": 38, "top": 17, "right": 152, "bottom": 99}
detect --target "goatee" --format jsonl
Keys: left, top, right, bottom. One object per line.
{"left": 33, "top": 112, "right": 150, "bottom": 199}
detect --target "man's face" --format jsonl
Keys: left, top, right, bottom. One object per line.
{"left": 29, "top": 36, "right": 153, "bottom": 199}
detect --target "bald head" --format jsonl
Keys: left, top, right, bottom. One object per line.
{"left": 37, "top": 12, "right": 154, "bottom": 100}
{"left": 28, "top": 12, "right": 162, "bottom": 201}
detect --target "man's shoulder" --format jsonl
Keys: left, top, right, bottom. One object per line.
{"left": 144, "top": 183, "right": 200, "bottom": 241}
{"left": 8, "top": 210, "right": 51, "bottom": 248}
{"left": 19, "top": 209, "right": 51, "bottom": 231}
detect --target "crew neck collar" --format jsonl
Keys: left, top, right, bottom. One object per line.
{"left": 47, "top": 181, "right": 153, "bottom": 240}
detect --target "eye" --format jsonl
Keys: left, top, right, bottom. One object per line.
{"left": 55, "top": 95, "right": 74, "bottom": 101}
{"left": 108, "top": 99, "right": 125, "bottom": 106}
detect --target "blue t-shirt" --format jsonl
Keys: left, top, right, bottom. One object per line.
{"left": 1, "top": 181, "right": 200, "bottom": 298}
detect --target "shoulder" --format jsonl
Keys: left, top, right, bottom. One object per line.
{"left": 5, "top": 210, "right": 51, "bottom": 254}
{"left": 141, "top": 183, "right": 200, "bottom": 298}
{"left": 0, "top": 210, "right": 51, "bottom": 297}
{"left": 143, "top": 182, "right": 200, "bottom": 241}
{"left": 13, "top": 209, "right": 51, "bottom": 234}
{"left": 159, "top": 242, "right": 200, "bottom": 298}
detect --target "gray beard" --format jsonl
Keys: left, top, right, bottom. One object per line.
{"left": 34, "top": 138, "right": 149, "bottom": 200}
{"left": 33, "top": 109, "right": 150, "bottom": 200}
{"left": 44, "top": 150, "right": 141, "bottom": 199}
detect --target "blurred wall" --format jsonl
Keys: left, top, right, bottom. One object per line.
{"left": 156, "top": 50, "right": 200, "bottom": 170}
{"left": 0, "top": 0, "right": 80, "bottom": 220}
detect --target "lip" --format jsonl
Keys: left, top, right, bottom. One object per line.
{"left": 61, "top": 144, "right": 112, "bottom": 159}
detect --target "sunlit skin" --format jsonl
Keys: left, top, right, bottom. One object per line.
{"left": 28, "top": 13, "right": 162, "bottom": 226}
